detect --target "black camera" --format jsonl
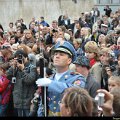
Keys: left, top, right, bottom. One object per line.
{"left": 110, "top": 65, "right": 116, "bottom": 72}
{"left": 52, "top": 29, "right": 58, "bottom": 33}
{"left": 17, "top": 54, "right": 23, "bottom": 64}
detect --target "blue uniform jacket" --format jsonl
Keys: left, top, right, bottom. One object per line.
{"left": 47, "top": 70, "right": 86, "bottom": 114}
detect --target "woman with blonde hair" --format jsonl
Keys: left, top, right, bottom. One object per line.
{"left": 85, "top": 41, "right": 102, "bottom": 86}
{"left": 108, "top": 75, "right": 120, "bottom": 92}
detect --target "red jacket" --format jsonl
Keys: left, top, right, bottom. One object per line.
{"left": 0, "top": 75, "right": 13, "bottom": 104}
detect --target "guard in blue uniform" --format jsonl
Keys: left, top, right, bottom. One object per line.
{"left": 36, "top": 41, "right": 86, "bottom": 116}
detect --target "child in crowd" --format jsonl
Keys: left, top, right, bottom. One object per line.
{"left": 108, "top": 75, "right": 120, "bottom": 92}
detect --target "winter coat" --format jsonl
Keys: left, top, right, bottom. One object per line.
{"left": 6, "top": 62, "right": 37, "bottom": 109}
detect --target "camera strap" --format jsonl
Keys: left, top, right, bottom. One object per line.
{"left": 13, "top": 67, "right": 18, "bottom": 77}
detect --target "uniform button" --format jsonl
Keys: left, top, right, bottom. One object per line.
{"left": 53, "top": 101, "right": 56, "bottom": 104}
{"left": 65, "top": 75, "right": 68, "bottom": 79}
{"left": 54, "top": 107, "right": 56, "bottom": 110}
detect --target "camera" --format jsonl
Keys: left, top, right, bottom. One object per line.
{"left": 110, "top": 65, "right": 116, "bottom": 72}
{"left": 95, "top": 93, "right": 105, "bottom": 106}
{"left": 52, "top": 29, "right": 58, "bottom": 33}
{"left": 17, "top": 54, "right": 23, "bottom": 64}
{"left": 97, "top": 93, "right": 105, "bottom": 106}
{"left": 12, "top": 77, "right": 16, "bottom": 83}
{"left": 104, "top": 63, "right": 116, "bottom": 72}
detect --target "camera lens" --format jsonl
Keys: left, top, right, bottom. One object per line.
{"left": 17, "top": 59, "right": 23, "bottom": 64}
{"left": 17, "top": 54, "right": 23, "bottom": 64}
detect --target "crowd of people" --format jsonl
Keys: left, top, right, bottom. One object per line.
{"left": 0, "top": 5, "right": 120, "bottom": 117}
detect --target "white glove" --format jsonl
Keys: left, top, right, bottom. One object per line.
{"left": 36, "top": 78, "right": 52, "bottom": 87}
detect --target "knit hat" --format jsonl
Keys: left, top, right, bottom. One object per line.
{"left": 85, "top": 41, "right": 100, "bottom": 54}
{"left": 73, "top": 56, "right": 90, "bottom": 68}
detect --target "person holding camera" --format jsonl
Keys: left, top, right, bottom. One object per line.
{"left": 97, "top": 87, "right": 120, "bottom": 117}
{"left": 6, "top": 49, "right": 37, "bottom": 117}
{"left": 99, "top": 47, "right": 117, "bottom": 90}
{"left": 96, "top": 89, "right": 113, "bottom": 116}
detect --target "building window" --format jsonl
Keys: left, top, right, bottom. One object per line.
{"left": 111, "top": 0, "right": 120, "bottom": 4}
{"left": 96, "top": 0, "right": 120, "bottom": 4}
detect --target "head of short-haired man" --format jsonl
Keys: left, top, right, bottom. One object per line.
{"left": 53, "top": 41, "right": 76, "bottom": 73}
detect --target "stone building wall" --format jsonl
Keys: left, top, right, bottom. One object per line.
{"left": 0, "top": 0, "right": 94, "bottom": 30}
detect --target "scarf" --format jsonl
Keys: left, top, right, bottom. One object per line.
{"left": 90, "top": 58, "right": 96, "bottom": 67}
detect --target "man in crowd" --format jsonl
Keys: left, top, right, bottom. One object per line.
{"left": 104, "top": 5, "right": 112, "bottom": 17}
{"left": 6, "top": 49, "right": 37, "bottom": 117}
{"left": 36, "top": 41, "right": 86, "bottom": 116}
{"left": 73, "top": 56, "right": 100, "bottom": 98}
